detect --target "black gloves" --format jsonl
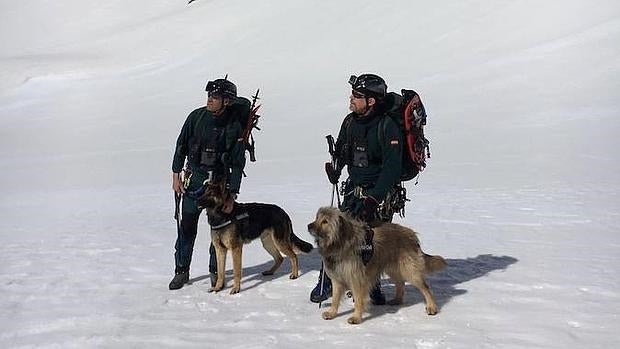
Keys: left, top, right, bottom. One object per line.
{"left": 349, "top": 196, "right": 379, "bottom": 221}
{"left": 325, "top": 162, "right": 341, "bottom": 185}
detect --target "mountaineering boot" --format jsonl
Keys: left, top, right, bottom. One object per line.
{"left": 369, "top": 282, "right": 386, "bottom": 305}
{"left": 310, "top": 268, "right": 332, "bottom": 303}
{"left": 169, "top": 270, "right": 189, "bottom": 290}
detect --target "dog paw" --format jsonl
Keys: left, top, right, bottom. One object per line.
{"left": 347, "top": 316, "right": 362, "bottom": 325}
{"left": 209, "top": 286, "right": 222, "bottom": 293}
{"left": 426, "top": 303, "right": 438, "bottom": 315}
{"left": 229, "top": 286, "right": 240, "bottom": 295}
{"left": 322, "top": 310, "right": 337, "bottom": 320}
{"left": 387, "top": 299, "right": 402, "bottom": 306}
{"left": 289, "top": 273, "right": 299, "bottom": 280}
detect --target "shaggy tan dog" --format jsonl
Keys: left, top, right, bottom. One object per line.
{"left": 307, "top": 207, "right": 446, "bottom": 324}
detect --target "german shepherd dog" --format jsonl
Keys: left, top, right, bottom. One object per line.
{"left": 197, "top": 180, "right": 313, "bottom": 294}
{"left": 307, "top": 207, "right": 446, "bottom": 324}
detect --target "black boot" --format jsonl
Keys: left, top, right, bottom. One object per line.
{"left": 209, "top": 243, "right": 217, "bottom": 287}
{"left": 169, "top": 270, "right": 189, "bottom": 290}
{"left": 310, "top": 267, "right": 332, "bottom": 303}
{"left": 369, "top": 282, "right": 386, "bottom": 305}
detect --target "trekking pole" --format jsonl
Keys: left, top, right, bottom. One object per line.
{"left": 174, "top": 166, "right": 190, "bottom": 232}
{"left": 318, "top": 134, "right": 341, "bottom": 309}
{"left": 174, "top": 192, "right": 181, "bottom": 232}
{"left": 326, "top": 134, "right": 341, "bottom": 207}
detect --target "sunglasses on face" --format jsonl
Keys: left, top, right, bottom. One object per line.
{"left": 207, "top": 91, "right": 223, "bottom": 99}
{"left": 351, "top": 90, "right": 366, "bottom": 99}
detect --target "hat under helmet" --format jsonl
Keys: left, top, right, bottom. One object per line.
{"left": 349, "top": 74, "right": 387, "bottom": 99}
{"left": 206, "top": 78, "right": 237, "bottom": 99}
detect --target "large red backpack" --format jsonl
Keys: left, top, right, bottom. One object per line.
{"left": 380, "top": 89, "right": 431, "bottom": 182}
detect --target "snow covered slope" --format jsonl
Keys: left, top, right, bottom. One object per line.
{"left": 1, "top": 0, "right": 619, "bottom": 348}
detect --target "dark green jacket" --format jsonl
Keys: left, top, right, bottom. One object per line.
{"left": 334, "top": 107, "right": 403, "bottom": 202}
{"left": 172, "top": 106, "right": 246, "bottom": 193}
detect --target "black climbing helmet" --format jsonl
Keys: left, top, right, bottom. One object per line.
{"left": 348, "top": 74, "right": 387, "bottom": 100}
{"left": 205, "top": 78, "right": 237, "bottom": 99}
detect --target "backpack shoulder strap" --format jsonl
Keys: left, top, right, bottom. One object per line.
{"left": 377, "top": 115, "right": 388, "bottom": 148}
{"left": 343, "top": 113, "right": 354, "bottom": 146}
{"left": 192, "top": 107, "right": 207, "bottom": 139}
{"left": 223, "top": 119, "right": 243, "bottom": 151}
{"left": 378, "top": 92, "right": 403, "bottom": 146}
{"left": 377, "top": 114, "right": 389, "bottom": 147}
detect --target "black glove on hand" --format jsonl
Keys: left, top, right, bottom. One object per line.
{"left": 349, "top": 196, "right": 379, "bottom": 221}
{"left": 360, "top": 196, "right": 379, "bottom": 221}
{"left": 325, "top": 162, "right": 341, "bottom": 185}
{"left": 348, "top": 199, "right": 365, "bottom": 217}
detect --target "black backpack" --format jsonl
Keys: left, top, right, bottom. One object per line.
{"left": 380, "top": 89, "right": 430, "bottom": 182}
{"left": 224, "top": 95, "right": 262, "bottom": 162}
{"left": 192, "top": 95, "right": 261, "bottom": 164}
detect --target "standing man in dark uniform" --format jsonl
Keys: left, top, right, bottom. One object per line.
{"left": 310, "top": 73, "right": 403, "bottom": 304}
{"left": 169, "top": 78, "right": 246, "bottom": 290}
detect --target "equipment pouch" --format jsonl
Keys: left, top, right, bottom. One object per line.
{"left": 200, "top": 148, "right": 218, "bottom": 167}
{"left": 352, "top": 143, "right": 369, "bottom": 168}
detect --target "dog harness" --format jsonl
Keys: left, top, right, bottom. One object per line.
{"left": 359, "top": 225, "right": 374, "bottom": 265}
{"left": 210, "top": 212, "right": 250, "bottom": 229}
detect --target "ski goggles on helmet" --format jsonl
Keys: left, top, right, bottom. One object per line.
{"left": 205, "top": 80, "right": 217, "bottom": 91}
{"left": 205, "top": 80, "right": 227, "bottom": 94}
{"left": 205, "top": 79, "right": 236, "bottom": 99}
{"left": 205, "top": 80, "right": 222, "bottom": 93}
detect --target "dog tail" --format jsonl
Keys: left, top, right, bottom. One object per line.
{"left": 290, "top": 222, "right": 313, "bottom": 253}
{"left": 292, "top": 234, "right": 313, "bottom": 253}
{"left": 424, "top": 254, "right": 447, "bottom": 273}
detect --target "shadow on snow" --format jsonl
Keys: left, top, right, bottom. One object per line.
{"left": 190, "top": 248, "right": 517, "bottom": 320}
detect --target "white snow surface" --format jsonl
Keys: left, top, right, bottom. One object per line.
{"left": 1, "top": 0, "right": 619, "bottom": 348}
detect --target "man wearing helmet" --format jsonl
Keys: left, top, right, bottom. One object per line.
{"left": 310, "top": 73, "right": 403, "bottom": 305}
{"left": 168, "top": 77, "right": 246, "bottom": 290}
